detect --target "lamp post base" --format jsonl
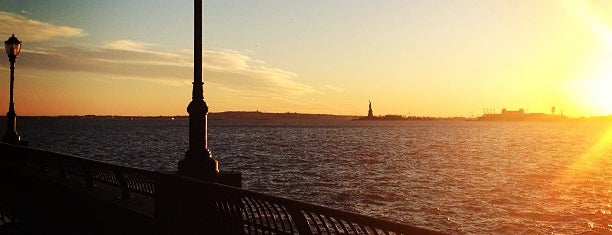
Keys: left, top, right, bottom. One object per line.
{"left": 178, "top": 149, "right": 219, "bottom": 180}
{"left": 1, "top": 131, "right": 20, "bottom": 145}
{"left": 2, "top": 110, "right": 21, "bottom": 145}
{"left": 177, "top": 151, "right": 242, "bottom": 187}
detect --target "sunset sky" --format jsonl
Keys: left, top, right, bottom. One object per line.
{"left": 0, "top": 0, "right": 611, "bottom": 117}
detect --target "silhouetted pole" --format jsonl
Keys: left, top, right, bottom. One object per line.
{"left": 178, "top": 0, "right": 219, "bottom": 178}
{"left": 2, "top": 34, "right": 22, "bottom": 145}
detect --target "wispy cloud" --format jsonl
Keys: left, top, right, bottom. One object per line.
{"left": 102, "top": 40, "right": 155, "bottom": 52}
{"left": 0, "top": 11, "right": 85, "bottom": 42}
{"left": 323, "top": 85, "right": 344, "bottom": 93}
{"left": 21, "top": 40, "right": 318, "bottom": 97}
{"left": 203, "top": 49, "right": 318, "bottom": 96}
{"left": 22, "top": 46, "right": 191, "bottom": 81}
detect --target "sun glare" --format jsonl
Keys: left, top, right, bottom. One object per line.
{"left": 573, "top": 52, "right": 612, "bottom": 115}
{"left": 569, "top": 124, "right": 612, "bottom": 172}
{"left": 581, "top": 71, "right": 612, "bottom": 115}
{"left": 563, "top": 0, "right": 612, "bottom": 116}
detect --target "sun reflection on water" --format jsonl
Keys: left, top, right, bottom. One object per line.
{"left": 552, "top": 121, "right": 612, "bottom": 232}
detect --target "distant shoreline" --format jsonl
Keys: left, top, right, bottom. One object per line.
{"left": 9, "top": 111, "right": 612, "bottom": 121}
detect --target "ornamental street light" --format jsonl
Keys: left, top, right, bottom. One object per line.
{"left": 176, "top": 1, "right": 241, "bottom": 188}
{"left": 2, "top": 34, "right": 22, "bottom": 144}
{"left": 178, "top": 0, "right": 219, "bottom": 179}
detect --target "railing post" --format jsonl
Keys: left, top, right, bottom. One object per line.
{"left": 113, "top": 170, "right": 132, "bottom": 199}
{"left": 155, "top": 172, "right": 223, "bottom": 235}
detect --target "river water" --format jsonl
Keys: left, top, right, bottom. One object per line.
{"left": 7, "top": 117, "right": 612, "bottom": 234}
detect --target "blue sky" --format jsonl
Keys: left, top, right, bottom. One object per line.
{"left": 0, "top": 0, "right": 193, "bottom": 48}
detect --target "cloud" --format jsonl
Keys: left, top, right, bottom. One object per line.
{"left": 204, "top": 50, "right": 251, "bottom": 71}
{"left": 203, "top": 49, "right": 317, "bottom": 96}
{"left": 102, "top": 40, "right": 155, "bottom": 52}
{"left": 22, "top": 46, "right": 191, "bottom": 81}
{"left": 323, "top": 85, "right": 344, "bottom": 93}
{"left": 0, "top": 11, "right": 85, "bottom": 42}
{"left": 21, "top": 40, "right": 318, "bottom": 97}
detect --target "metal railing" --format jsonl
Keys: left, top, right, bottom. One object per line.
{"left": 0, "top": 143, "right": 156, "bottom": 199}
{"left": 206, "top": 178, "right": 445, "bottom": 235}
{"left": 1, "top": 143, "right": 445, "bottom": 235}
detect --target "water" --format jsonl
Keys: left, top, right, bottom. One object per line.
{"left": 5, "top": 117, "right": 612, "bottom": 234}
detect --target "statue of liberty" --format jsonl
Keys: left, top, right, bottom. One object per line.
{"left": 368, "top": 100, "right": 374, "bottom": 118}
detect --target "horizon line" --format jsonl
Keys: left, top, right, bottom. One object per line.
{"left": 7, "top": 111, "right": 612, "bottom": 119}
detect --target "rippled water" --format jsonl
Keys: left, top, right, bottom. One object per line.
{"left": 7, "top": 117, "right": 612, "bottom": 234}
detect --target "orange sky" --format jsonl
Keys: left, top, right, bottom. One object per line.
{"left": 0, "top": 1, "right": 611, "bottom": 117}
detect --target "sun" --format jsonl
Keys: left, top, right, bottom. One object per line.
{"left": 566, "top": 50, "right": 612, "bottom": 116}
{"left": 580, "top": 74, "right": 612, "bottom": 116}
{"left": 569, "top": 53, "right": 612, "bottom": 116}
{"left": 563, "top": 0, "right": 612, "bottom": 116}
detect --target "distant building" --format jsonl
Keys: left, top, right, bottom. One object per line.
{"left": 477, "top": 108, "right": 567, "bottom": 121}
{"left": 367, "top": 100, "right": 374, "bottom": 118}
{"left": 500, "top": 108, "right": 525, "bottom": 117}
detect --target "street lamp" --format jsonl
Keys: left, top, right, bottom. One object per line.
{"left": 2, "top": 34, "right": 22, "bottom": 144}
{"left": 178, "top": 0, "right": 219, "bottom": 179}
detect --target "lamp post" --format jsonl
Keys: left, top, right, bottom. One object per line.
{"left": 178, "top": 0, "right": 219, "bottom": 179}
{"left": 2, "top": 34, "right": 22, "bottom": 145}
